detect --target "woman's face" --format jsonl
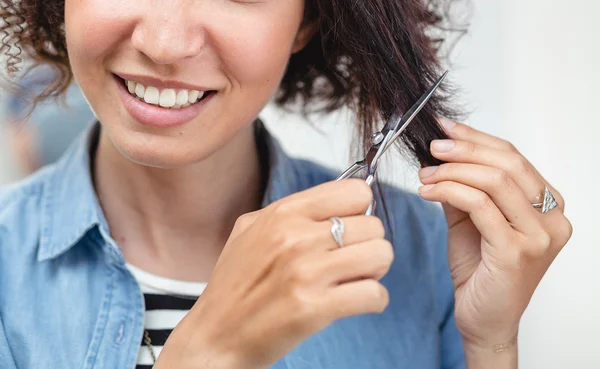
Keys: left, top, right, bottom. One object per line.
{"left": 64, "top": 0, "right": 312, "bottom": 167}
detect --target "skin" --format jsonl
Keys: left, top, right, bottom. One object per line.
{"left": 62, "top": 0, "right": 572, "bottom": 368}
{"left": 65, "top": 0, "right": 315, "bottom": 280}
{"left": 418, "top": 119, "right": 572, "bottom": 367}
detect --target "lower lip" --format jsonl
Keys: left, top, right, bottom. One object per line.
{"left": 114, "top": 75, "right": 215, "bottom": 129}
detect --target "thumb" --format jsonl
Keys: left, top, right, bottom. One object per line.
{"left": 441, "top": 203, "right": 482, "bottom": 289}
{"left": 441, "top": 202, "right": 467, "bottom": 230}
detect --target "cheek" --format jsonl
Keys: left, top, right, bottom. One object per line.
{"left": 65, "top": 0, "right": 136, "bottom": 77}
{"left": 210, "top": 7, "right": 304, "bottom": 92}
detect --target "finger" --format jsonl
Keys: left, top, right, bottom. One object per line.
{"left": 418, "top": 181, "right": 515, "bottom": 246}
{"left": 269, "top": 178, "right": 373, "bottom": 221}
{"left": 439, "top": 118, "right": 521, "bottom": 153}
{"left": 323, "top": 280, "right": 389, "bottom": 319}
{"left": 419, "top": 163, "right": 545, "bottom": 235}
{"left": 312, "top": 239, "right": 394, "bottom": 283}
{"left": 262, "top": 215, "right": 385, "bottom": 255}
{"left": 435, "top": 121, "right": 565, "bottom": 211}
{"left": 315, "top": 215, "right": 385, "bottom": 250}
{"left": 429, "top": 139, "right": 564, "bottom": 211}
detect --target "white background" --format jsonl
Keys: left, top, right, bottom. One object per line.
{"left": 1, "top": 1, "right": 598, "bottom": 367}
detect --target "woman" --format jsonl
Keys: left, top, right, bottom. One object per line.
{"left": 0, "top": 0, "right": 572, "bottom": 368}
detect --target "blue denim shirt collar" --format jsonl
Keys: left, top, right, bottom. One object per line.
{"left": 37, "top": 121, "right": 298, "bottom": 262}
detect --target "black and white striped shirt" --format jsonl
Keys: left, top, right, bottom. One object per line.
{"left": 126, "top": 264, "right": 207, "bottom": 369}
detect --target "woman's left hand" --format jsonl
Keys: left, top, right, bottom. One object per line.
{"left": 417, "top": 119, "right": 573, "bottom": 352}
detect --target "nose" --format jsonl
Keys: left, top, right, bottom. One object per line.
{"left": 131, "top": 6, "right": 204, "bottom": 65}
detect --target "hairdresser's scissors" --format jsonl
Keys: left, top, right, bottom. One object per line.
{"left": 336, "top": 70, "right": 448, "bottom": 215}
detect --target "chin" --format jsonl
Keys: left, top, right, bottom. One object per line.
{"left": 104, "top": 127, "right": 214, "bottom": 169}
{"left": 96, "top": 93, "right": 255, "bottom": 169}
{"left": 121, "top": 143, "right": 203, "bottom": 168}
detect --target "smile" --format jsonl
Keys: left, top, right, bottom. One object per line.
{"left": 113, "top": 73, "right": 217, "bottom": 128}
{"left": 124, "top": 79, "right": 212, "bottom": 110}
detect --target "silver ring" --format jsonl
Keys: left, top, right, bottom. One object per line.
{"left": 532, "top": 186, "right": 558, "bottom": 214}
{"left": 329, "top": 217, "right": 345, "bottom": 248}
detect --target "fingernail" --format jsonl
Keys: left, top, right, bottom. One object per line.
{"left": 431, "top": 139, "right": 455, "bottom": 152}
{"left": 419, "top": 166, "right": 438, "bottom": 178}
{"left": 440, "top": 118, "right": 456, "bottom": 131}
{"left": 418, "top": 184, "right": 436, "bottom": 193}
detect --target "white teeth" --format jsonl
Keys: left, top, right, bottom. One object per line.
{"left": 188, "top": 90, "right": 201, "bottom": 104}
{"left": 125, "top": 79, "right": 208, "bottom": 109}
{"left": 135, "top": 83, "right": 145, "bottom": 99}
{"left": 159, "top": 89, "right": 177, "bottom": 108}
{"left": 144, "top": 87, "right": 160, "bottom": 105}
{"left": 176, "top": 90, "right": 189, "bottom": 105}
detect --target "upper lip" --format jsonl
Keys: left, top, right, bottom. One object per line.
{"left": 114, "top": 72, "right": 213, "bottom": 91}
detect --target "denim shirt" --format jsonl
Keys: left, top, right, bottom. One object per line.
{"left": 0, "top": 123, "right": 465, "bottom": 369}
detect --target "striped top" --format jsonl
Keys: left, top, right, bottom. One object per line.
{"left": 126, "top": 264, "right": 208, "bottom": 369}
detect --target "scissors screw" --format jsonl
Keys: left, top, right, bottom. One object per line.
{"left": 371, "top": 132, "right": 384, "bottom": 145}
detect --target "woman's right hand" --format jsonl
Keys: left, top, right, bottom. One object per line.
{"left": 156, "top": 179, "right": 394, "bottom": 369}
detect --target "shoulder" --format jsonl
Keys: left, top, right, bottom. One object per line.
{"left": 0, "top": 167, "right": 54, "bottom": 261}
{"left": 0, "top": 169, "right": 48, "bottom": 219}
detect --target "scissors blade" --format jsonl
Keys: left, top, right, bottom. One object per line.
{"left": 382, "top": 70, "right": 449, "bottom": 153}
{"left": 336, "top": 71, "right": 449, "bottom": 184}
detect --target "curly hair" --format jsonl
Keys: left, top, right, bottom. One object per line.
{"left": 0, "top": 0, "right": 466, "bottom": 167}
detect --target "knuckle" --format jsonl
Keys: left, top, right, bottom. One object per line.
{"left": 287, "top": 289, "right": 318, "bottom": 326}
{"left": 503, "top": 246, "right": 523, "bottom": 270}
{"left": 507, "top": 142, "right": 519, "bottom": 153}
{"left": 463, "top": 141, "right": 476, "bottom": 155}
{"left": 492, "top": 169, "right": 513, "bottom": 190}
{"left": 368, "top": 282, "right": 389, "bottom": 313}
{"left": 564, "top": 218, "right": 574, "bottom": 239}
{"left": 373, "top": 241, "right": 395, "bottom": 275}
{"left": 555, "top": 217, "right": 573, "bottom": 248}
{"left": 267, "top": 224, "right": 305, "bottom": 255}
{"left": 535, "top": 232, "right": 552, "bottom": 253}
{"left": 368, "top": 217, "right": 386, "bottom": 239}
{"left": 378, "top": 240, "right": 395, "bottom": 262}
{"left": 269, "top": 199, "right": 294, "bottom": 216}
{"left": 497, "top": 137, "right": 519, "bottom": 153}
{"left": 436, "top": 163, "right": 452, "bottom": 177}
{"left": 277, "top": 231, "right": 304, "bottom": 252}
{"left": 522, "top": 232, "right": 552, "bottom": 258}
{"left": 234, "top": 212, "right": 254, "bottom": 230}
{"left": 346, "top": 178, "right": 373, "bottom": 204}
{"left": 285, "top": 259, "right": 316, "bottom": 286}
{"left": 538, "top": 232, "right": 553, "bottom": 249}
{"left": 473, "top": 193, "right": 493, "bottom": 213}
{"left": 511, "top": 154, "right": 532, "bottom": 175}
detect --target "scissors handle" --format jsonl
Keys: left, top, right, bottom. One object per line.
{"left": 365, "top": 200, "right": 376, "bottom": 216}
{"left": 335, "top": 161, "right": 367, "bottom": 181}
{"left": 336, "top": 161, "right": 377, "bottom": 216}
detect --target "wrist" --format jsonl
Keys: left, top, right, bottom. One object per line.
{"left": 463, "top": 335, "right": 519, "bottom": 369}
{"left": 155, "top": 312, "right": 244, "bottom": 369}
{"left": 460, "top": 323, "right": 519, "bottom": 352}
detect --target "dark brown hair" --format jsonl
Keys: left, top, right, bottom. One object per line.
{"left": 0, "top": 0, "right": 465, "bottom": 167}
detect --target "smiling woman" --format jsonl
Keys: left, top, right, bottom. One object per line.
{"left": 0, "top": 1, "right": 572, "bottom": 369}
{"left": 1, "top": 0, "right": 456, "bottom": 165}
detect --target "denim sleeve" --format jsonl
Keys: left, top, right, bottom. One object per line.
{"left": 0, "top": 315, "right": 18, "bottom": 369}
{"left": 432, "top": 211, "right": 466, "bottom": 369}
